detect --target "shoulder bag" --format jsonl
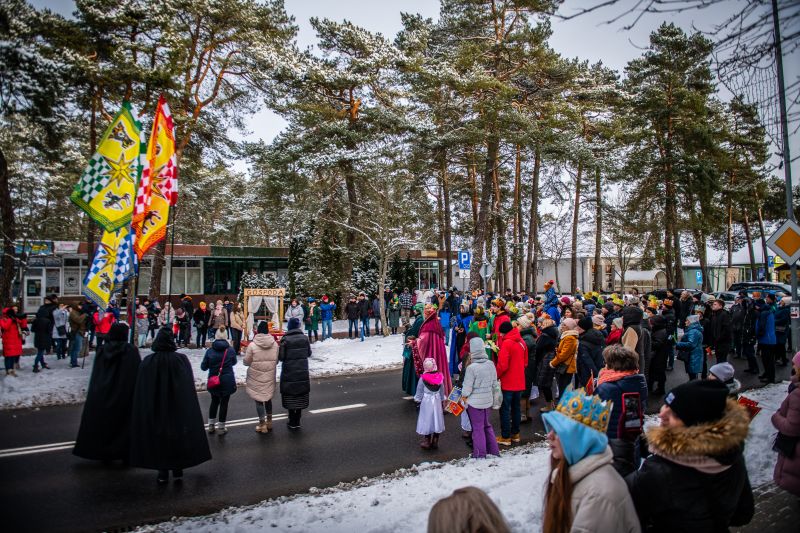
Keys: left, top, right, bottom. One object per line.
{"left": 207, "top": 348, "right": 229, "bottom": 390}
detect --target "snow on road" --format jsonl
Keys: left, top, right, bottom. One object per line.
{"left": 135, "top": 383, "right": 790, "bottom": 533}
{"left": 0, "top": 334, "right": 405, "bottom": 410}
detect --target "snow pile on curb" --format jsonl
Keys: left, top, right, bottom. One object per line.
{"left": 0, "top": 335, "right": 404, "bottom": 410}
{"left": 135, "top": 383, "right": 790, "bottom": 533}
{"left": 135, "top": 444, "right": 552, "bottom": 533}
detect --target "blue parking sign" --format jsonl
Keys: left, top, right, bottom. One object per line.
{"left": 458, "top": 251, "right": 471, "bottom": 270}
{"left": 768, "top": 255, "right": 774, "bottom": 268}
{"left": 695, "top": 270, "right": 702, "bottom": 285}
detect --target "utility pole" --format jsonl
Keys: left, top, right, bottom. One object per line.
{"left": 772, "top": 0, "right": 798, "bottom": 353}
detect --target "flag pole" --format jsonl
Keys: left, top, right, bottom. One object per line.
{"left": 166, "top": 203, "right": 179, "bottom": 323}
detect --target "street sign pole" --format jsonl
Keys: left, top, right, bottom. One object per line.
{"left": 772, "top": 0, "right": 799, "bottom": 354}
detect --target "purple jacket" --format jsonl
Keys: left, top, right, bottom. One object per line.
{"left": 773, "top": 384, "right": 800, "bottom": 496}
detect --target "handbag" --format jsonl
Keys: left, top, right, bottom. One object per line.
{"left": 207, "top": 348, "right": 229, "bottom": 390}
{"left": 492, "top": 380, "right": 503, "bottom": 410}
{"left": 676, "top": 349, "right": 688, "bottom": 362}
{"left": 772, "top": 432, "right": 799, "bottom": 458}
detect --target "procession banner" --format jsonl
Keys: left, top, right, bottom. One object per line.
{"left": 70, "top": 102, "right": 144, "bottom": 232}
{"left": 82, "top": 225, "right": 136, "bottom": 309}
{"left": 132, "top": 95, "right": 177, "bottom": 259}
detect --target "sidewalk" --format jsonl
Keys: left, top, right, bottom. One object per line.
{"left": 733, "top": 482, "right": 799, "bottom": 532}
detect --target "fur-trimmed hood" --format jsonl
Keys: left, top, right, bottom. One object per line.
{"left": 647, "top": 398, "right": 750, "bottom": 472}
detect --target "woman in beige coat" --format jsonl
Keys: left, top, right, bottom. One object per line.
{"left": 244, "top": 321, "right": 279, "bottom": 433}
{"left": 230, "top": 302, "right": 245, "bottom": 354}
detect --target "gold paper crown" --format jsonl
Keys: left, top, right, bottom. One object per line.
{"left": 555, "top": 385, "right": 613, "bottom": 433}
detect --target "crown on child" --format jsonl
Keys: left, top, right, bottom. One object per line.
{"left": 555, "top": 386, "right": 613, "bottom": 433}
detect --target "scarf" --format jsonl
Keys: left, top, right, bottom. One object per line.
{"left": 421, "top": 372, "right": 443, "bottom": 386}
{"left": 596, "top": 368, "right": 638, "bottom": 387}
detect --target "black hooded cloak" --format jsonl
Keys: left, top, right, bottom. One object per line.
{"left": 73, "top": 323, "right": 141, "bottom": 461}
{"left": 128, "top": 327, "right": 211, "bottom": 470}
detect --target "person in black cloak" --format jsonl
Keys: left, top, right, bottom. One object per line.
{"left": 73, "top": 323, "right": 141, "bottom": 462}
{"left": 280, "top": 317, "right": 311, "bottom": 429}
{"left": 129, "top": 326, "right": 211, "bottom": 484}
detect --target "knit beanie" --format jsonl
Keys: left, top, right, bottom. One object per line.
{"left": 215, "top": 327, "right": 228, "bottom": 340}
{"left": 562, "top": 317, "right": 578, "bottom": 331}
{"left": 591, "top": 315, "right": 606, "bottom": 327}
{"left": 664, "top": 380, "right": 729, "bottom": 426}
{"left": 516, "top": 315, "right": 532, "bottom": 329}
{"left": 709, "top": 362, "right": 735, "bottom": 383}
{"left": 499, "top": 321, "right": 513, "bottom": 334}
{"left": 288, "top": 317, "right": 301, "bottom": 331}
{"left": 612, "top": 317, "right": 623, "bottom": 329}
{"left": 577, "top": 316, "right": 593, "bottom": 332}
{"left": 423, "top": 357, "right": 438, "bottom": 373}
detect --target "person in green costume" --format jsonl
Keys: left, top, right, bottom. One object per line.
{"left": 402, "top": 303, "right": 425, "bottom": 396}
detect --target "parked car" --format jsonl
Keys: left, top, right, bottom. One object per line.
{"left": 711, "top": 291, "right": 737, "bottom": 310}
{"left": 644, "top": 289, "right": 702, "bottom": 301}
{"left": 729, "top": 281, "right": 791, "bottom": 294}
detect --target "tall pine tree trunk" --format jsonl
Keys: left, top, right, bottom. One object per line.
{"left": 525, "top": 149, "right": 541, "bottom": 291}
{"left": 512, "top": 145, "right": 522, "bottom": 292}
{"left": 726, "top": 200, "right": 734, "bottom": 267}
{"left": 673, "top": 227, "right": 683, "bottom": 287}
{"left": 440, "top": 151, "right": 453, "bottom": 290}
{"left": 570, "top": 162, "right": 583, "bottom": 293}
{"left": 743, "top": 208, "right": 756, "bottom": 280}
{"left": 663, "top": 178, "right": 676, "bottom": 287}
{"left": 468, "top": 151, "right": 478, "bottom": 228}
{"left": 0, "top": 147, "right": 15, "bottom": 308}
{"left": 593, "top": 167, "right": 602, "bottom": 291}
{"left": 492, "top": 160, "right": 507, "bottom": 293}
{"left": 470, "top": 139, "right": 497, "bottom": 290}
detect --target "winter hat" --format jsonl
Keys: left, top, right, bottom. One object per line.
{"left": 469, "top": 337, "right": 487, "bottom": 358}
{"left": 612, "top": 317, "right": 624, "bottom": 329}
{"left": 499, "top": 321, "right": 513, "bottom": 334}
{"left": 577, "top": 316, "right": 593, "bottom": 332}
{"left": 664, "top": 380, "right": 729, "bottom": 427}
{"left": 108, "top": 323, "right": 129, "bottom": 342}
{"left": 288, "top": 317, "right": 302, "bottom": 331}
{"left": 516, "top": 315, "right": 532, "bottom": 329}
{"left": 709, "top": 362, "right": 735, "bottom": 383}
{"left": 423, "top": 358, "right": 438, "bottom": 373}
{"left": 544, "top": 280, "right": 554, "bottom": 290}
{"left": 560, "top": 296, "right": 571, "bottom": 306}
{"left": 322, "top": 295, "right": 329, "bottom": 302}
{"left": 686, "top": 314, "right": 701, "bottom": 325}
{"left": 256, "top": 321, "right": 269, "bottom": 334}
{"left": 622, "top": 306, "right": 643, "bottom": 327}
{"left": 215, "top": 327, "right": 228, "bottom": 340}
{"left": 542, "top": 386, "right": 611, "bottom": 466}
{"left": 592, "top": 315, "right": 606, "bottom": 328}
{"left": 562, "top": 318, "right": 578, "bottom": 331}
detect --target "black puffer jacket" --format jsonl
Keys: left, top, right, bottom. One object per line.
{"left": 535, "top": 326, "right": 559, "bottom": 389}
{"left": 576, "top": 328, "right": 605, "bottom": 386}
{"left": 279, "top": 329, "right": 311, "bottom": 409}
{"left": 621, "top": 398, "right": 754, "bottom": 532}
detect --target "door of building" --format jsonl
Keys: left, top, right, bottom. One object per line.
{"left": 24, "top": 269, "right": 44, "bottom": 314}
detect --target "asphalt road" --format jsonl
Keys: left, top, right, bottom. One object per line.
{"left": 0, "top": 351, "right": 791, "bottom": 533}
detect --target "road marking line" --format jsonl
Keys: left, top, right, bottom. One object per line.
{"left": 402, "top": 396, "right": 414, "bottom": 400}
{"left": 308, "top": 403, "right": 366, "bottom": 414}
{"left": 0, "top": 404, "right": 368, "bottom": 458}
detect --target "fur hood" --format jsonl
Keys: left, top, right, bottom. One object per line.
{"left": 647, "top": 398, "right": 750, "bottom": 471}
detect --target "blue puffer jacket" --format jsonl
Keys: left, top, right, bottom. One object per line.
{"left": 675, "top": 322, "right": 704, "bottom": 374}
{"left": 756, "top": 305, "right": 776, "bottom": 345}
{"left": 596, "top": 373, "right": 648, "bottom": 438}
{"left": 319, "top": 302, "right": 336, "bottom": 321}
{"left": 201, "top": 339, "right": 238, "bottom": 396}
{"left": 544, "top": 288, "right": 561, "bottom": 326}
{"left": 774, "top": 305, "right": 789, "bottom": 345}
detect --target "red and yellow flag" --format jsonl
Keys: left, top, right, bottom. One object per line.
{"left": 132, "top": 96, "right": 177, "bottom": 259}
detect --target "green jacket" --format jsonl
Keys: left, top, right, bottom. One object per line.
{"left": 305, "top": 305, "right": 321, "bottom": 331}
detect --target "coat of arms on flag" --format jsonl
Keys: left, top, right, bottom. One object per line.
{"left": 133, "top": 96, "right": 177, "bottom": 258}
{"left": 83, "top": 226, "right": 137, "bottom": 309}
{"left": 70, "top": 102, "right": 144, "bottom": 232}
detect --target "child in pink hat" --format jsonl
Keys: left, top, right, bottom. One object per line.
{"left": 414, "top": 358, "right": 446, "bottom": 450}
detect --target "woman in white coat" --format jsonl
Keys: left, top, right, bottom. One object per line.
{"left": 243, "top": 321, "right": 279, "bottom": 433}
{"left": 541, "top": 387, "right": 641, "bottom": 533}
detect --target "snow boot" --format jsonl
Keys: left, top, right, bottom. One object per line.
{"left": 266, "top": 415, "right": 273, "bottom": 432}
{"left": 420, "top": 435, "right": 433, "bottom": 450}
{"left": 255, "top": 420, "right": 266, "bottom": 433}
{"left": 207, "top": 418, "right": 216, "bottom": 434}
{"left": 511, "top": 433, "right": 521, "bottom": 443}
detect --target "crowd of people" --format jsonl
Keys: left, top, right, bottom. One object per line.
{"left": 3, "top": 281, "right": 800, "bottom": 531}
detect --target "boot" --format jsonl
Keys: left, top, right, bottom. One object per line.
{"left": 216, "top": 422, "right": 227, "bottom": 435}
{"left": 266, "top": 415, "right": 273, "bottom": 432}
{"left": 9, "top": 369, "right": 16, "bottom": 377}
{"left": 521, "top": 398, "right": 531, "bottom": 423}
{"left": 431, "top": 433, "right": 440, "bottom": 450}
{"left": 207, "top": 418, "right": 216, "bottom": 434}
{"left": 511, "top": 433, "right": 521, "bottom": 443}
{"left": 539, "top": 401, "right": 554, "bottom": 413}
{"left": 32, "top": 366, "right": 40, "bottom": 373}
{"left": 255, "top": 420, "right": 266, "bottom": 433}
{"left": 420, "top": 435, "right": 432, "bottom": 449}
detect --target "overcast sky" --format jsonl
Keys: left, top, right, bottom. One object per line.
{"left": 29, "top": 0, "right": 799, "bottom": 184}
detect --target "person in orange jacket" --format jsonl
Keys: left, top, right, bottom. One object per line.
{"left": 550, "top": 317, "right": 579, "bottom": 399}
{"left": 495, "top": 321, "right": 528, "bottom": 446}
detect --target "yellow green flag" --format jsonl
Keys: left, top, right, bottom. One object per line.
{"left": 70, "top": 102, "right": 144, "bottom": 231}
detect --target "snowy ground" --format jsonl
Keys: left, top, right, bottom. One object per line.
{"left": 0, "top": 334, "right": 405, "bottom": 410}
{"left": 135, "top": 383, "right": 790, "bottom": 533}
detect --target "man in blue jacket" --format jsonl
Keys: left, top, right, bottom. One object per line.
{"left": 319, "top": 295, "right": 336, "bottom": 341}
{"left": 754, "top": 298, "right": 777, "bottom": 383}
